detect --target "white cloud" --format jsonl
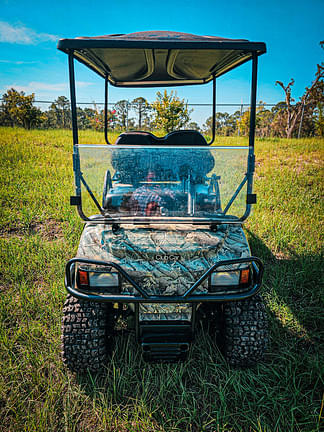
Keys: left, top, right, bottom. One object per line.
{"left": 0, "top": 21, "right": 58, "bottom": 44}
{"left": 77, "top": 81, "right": 94, "bottom": 88}
{"left": 0, "top": 59, "right": 38, "bottom": 65}
{"left": 1, "top": 81, "right": 93, "bottom": 96}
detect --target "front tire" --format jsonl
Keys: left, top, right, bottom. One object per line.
{"left": 61, "top": 295, "right": 115, "bottom": 373}
{"left": 222, "top": 294, "right": 268, "bottom": 367}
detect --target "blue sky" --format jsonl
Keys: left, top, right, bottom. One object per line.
{"left": 0, "top": 0, "right": 323, "bottom": 124}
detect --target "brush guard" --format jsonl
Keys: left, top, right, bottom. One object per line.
{"left": 65, "top": 257, "right": 264, "bottom": 304}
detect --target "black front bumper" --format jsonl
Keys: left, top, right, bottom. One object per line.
{"left": 65, "top": 256, "right": 264, "bottom": 304}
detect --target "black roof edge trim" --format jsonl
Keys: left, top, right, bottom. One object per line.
{"left": 57, "top": 39, "right": 266, "bottom": 53}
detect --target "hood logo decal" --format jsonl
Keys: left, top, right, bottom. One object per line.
{"left": 155, "top": 254, "right": 180, "bottom": 262}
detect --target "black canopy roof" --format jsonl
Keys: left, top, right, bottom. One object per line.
{"left": 58, "top": 31, "right": 266, "bottom": 87}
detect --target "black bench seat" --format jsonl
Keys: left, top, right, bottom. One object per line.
{"left": 115, "top": 130, "right": 209, "bottom": 146}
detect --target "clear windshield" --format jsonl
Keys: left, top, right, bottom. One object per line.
{"left": 77, "top": 145, "right": 250, "bottom": 222}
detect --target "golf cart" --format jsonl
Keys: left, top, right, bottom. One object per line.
{"left": 58, "top": 31, "right": 268, "bottom": 372}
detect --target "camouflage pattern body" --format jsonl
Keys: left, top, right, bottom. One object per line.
{"left": 76, "top": 223, "right": 250, "bottom": 320}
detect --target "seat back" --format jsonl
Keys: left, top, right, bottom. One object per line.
{"left": 115, "top": 130, "right": 208, "bottom": 146}
{"left": 111, "top": 131, "right": 214, "bottom": 186}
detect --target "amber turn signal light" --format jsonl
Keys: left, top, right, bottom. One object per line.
{"left": 78, "top": 270, "right": 89, "bottom": 286}
{"left": 240, "top": 268, "right": 250, "bottom": 284}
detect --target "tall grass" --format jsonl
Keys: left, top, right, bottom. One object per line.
{"left": 0, "top": 127, "right": 323, "bottom": 431}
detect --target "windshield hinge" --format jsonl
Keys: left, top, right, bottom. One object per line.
{"left": 70, "top": 196, "right": 81, "bottom": 206}
{"left": 247, "top": 194, "right": 257, "bottom": 204}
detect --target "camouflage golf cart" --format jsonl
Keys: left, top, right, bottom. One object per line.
{"left": 58, "top": 31, "right": 268, "bottom": 372}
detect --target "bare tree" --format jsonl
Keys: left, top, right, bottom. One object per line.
{"left": 276, "top": 44, "right": 324, "bottom": 138}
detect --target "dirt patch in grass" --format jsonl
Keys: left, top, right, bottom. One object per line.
{"left": 0, "top": 219, "right": 65, "bottom": 241}
{"left": 294, "top": 155, "right": 323, "bottom": 173}
{"left": 274, "top": 251, "right": 291, "bottom": 261}
{"left": 0, "top": 283, "right": 12, "bottom": 293}
{"left": 0, "top": 227, "right": 25, "bottom": 239}
{"left": 32, "top": 276, "right": 49, "bottom": 296}
{"left": 30, "top": 219, "right": 64, "bottom": 241}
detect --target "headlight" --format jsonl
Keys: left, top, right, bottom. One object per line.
{"left": 210, "top": 270, "right": 240, "bottom": 286}
{"left": 77, "top": 267, "right": 120, "bottom": 293}
{"left": 209, "top": 268, "right": 251, "bottom": 293}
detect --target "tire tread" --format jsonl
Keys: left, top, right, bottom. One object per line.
{"left": 223, "top": 294, "right": 268, "bottom": 367}
{"left": 61, "top": 294, "right": 113, "bottom": 373}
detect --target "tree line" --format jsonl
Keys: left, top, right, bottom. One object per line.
{"left": 1, "top": 46, "right": 323, "bottom": 138}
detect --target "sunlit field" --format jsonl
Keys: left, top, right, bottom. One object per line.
{"left": 0, "top": 127, "right": 323, "bottom": 432}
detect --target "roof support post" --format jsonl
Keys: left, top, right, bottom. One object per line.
{"left": 208, "top": 75, "right": 216, "bottom": 145}
{"left": 68, "top": 50, "right": 78, "bottom": 145}
{"left": 104, "top": 74, "right": 111, "bottom": 145}
{"left": 248, "top": 52, "right": 258, "bottom": 148}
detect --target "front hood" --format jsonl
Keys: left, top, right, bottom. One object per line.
{"left": 76, "top": 223, "right": 250, "bottom": 297}
{"left": 103, "top": 225, "right": 231, "bottom": 260}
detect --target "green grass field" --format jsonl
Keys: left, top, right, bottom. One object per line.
{"left": 0, "top": 127, "right": 323, "bottom": 432}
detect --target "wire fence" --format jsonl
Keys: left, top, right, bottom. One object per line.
{"left": 0, "top": 100, "right": 280, "bottom": 107}
{"left": 1, "top": 99, "right": 279, "bottom": 109}
{"left": 0, "top": 97, "right": 280, "bottom": 106}
{"left": 5, "top": 99, "right": 281, "bottom": 128}
{"left": 1, "top": 96, "right": 317, "bottom": 138}
{"left": 0, "top": 98, "right": 292, "bottom": 135}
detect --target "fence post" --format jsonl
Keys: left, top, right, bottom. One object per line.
{"left": 126, "top": 100, "right": 129, "bottom": 131}
{"left": 298, "top": 100, "right": 306, "bottom": 139}
{"left": 238, "top": 103, "right": 243, "bottom": 136}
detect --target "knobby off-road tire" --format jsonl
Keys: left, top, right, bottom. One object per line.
{"left": 223, "top": 294, "right": 268, "bottom": 367}
{"left": 61, "top": 294, "right": 115, "bottom": 373}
